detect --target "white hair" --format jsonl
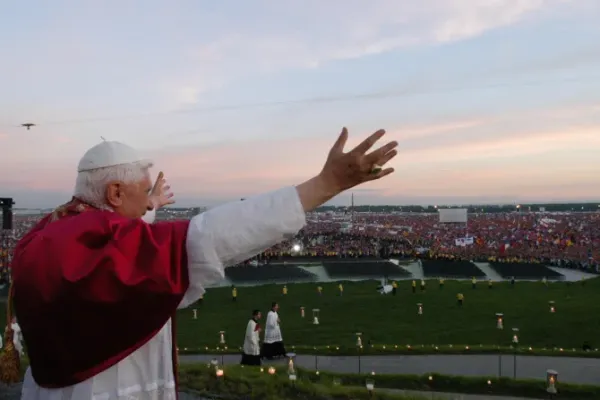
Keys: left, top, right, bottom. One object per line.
{"left": 73, "top": 162, "right": 152, "bottom": 210}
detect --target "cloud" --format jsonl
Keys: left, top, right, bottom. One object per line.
{"left": 393, "top": 126, "right": 600, "bottom": 165}
{"left": 127, "top": 121, "right": 600, "bottom": 201}
{"left": 390, "top": 120, "right": 486, "bottom": 140}
{"left": 53, "top": 135, "right": 75, "bottom": 144}
{"left": 167, "top": 0, "right": 560, "bottom": 106}
{"left": 3, "top": 106, "right": 599, "bottom": 207}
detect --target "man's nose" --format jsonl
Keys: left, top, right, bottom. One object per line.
{"left": 147, "top": 199, "right": 155, "bottom": 211}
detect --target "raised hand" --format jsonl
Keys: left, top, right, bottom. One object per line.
{"left": 149, "top": 171, "right": 175, "bottom": 209}
{"left": 296, "top": 128, "right": 397, "bottom": 212}
{"left": 319, "top": 127, "right": 397, "bottom": 193}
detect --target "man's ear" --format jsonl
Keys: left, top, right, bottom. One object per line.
{"left": 106, "top": 182, "right": 123, "bottom": 208}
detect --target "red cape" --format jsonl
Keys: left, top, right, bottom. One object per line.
{"left": 11, "top": 201, "right": 190, "bottom": 388}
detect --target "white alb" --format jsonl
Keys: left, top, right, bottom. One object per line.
{"left": 20, "top": 186, "right": 306, "bottom": 400}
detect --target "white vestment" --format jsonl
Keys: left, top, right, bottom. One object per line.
{"left": 20, "top": 186, "right": 306, "bottom": 400}
{"left": 243, "top": 320, "right": 260, "bottom": 356}
{"left": 11, "top": 322, "right": 24, "bottom": 355}
{"left": 264, "top": 311, "right": 283, "bottom": 344}
{"left": 378, "top": 284, "right": 393, "bottom": 295}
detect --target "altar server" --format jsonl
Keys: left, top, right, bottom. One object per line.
{"left": 241, "top": 310, "right": 262, "bottom": 366}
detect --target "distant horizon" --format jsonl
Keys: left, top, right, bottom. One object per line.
{"left": 6, "top": 193, "right": 600, "bottom": 210}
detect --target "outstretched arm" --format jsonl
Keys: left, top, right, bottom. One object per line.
{"left": 179, "top": 128, "right": 397, "bottom": 308}
{"left": 180, "top": 186, "right": 305, "bottom": 307}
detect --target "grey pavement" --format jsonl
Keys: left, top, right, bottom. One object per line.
{"left": 0, "top": 384, "right": 213, "bottom": 400}
{"left": 380, "top": 388, "right": 544, "bottom": 400}
{"left": 3, "top": 354, "right": 595, "bottom": 399}
{"left": 180, "top": 353, "right": 600, "bottom": 385}
{"left": 0, "top": 382, "right": 543, "bottom": 400}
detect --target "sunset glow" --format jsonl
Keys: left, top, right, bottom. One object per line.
{"left": 1, "top": 1, "right": 599, "bottom": 207}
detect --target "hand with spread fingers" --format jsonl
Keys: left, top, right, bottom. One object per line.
{"left": 320, "top": 127, "right": 397, "bottom": 192}
{"left": 149, "top": 172, "right": 175, "bottom": 209}
{"left": 296, "top": 127, "right": 397, "bottom": 212}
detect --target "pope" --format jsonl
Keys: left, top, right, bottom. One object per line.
{"left": 5, "top": 127, "right": 397, "bottom": 399}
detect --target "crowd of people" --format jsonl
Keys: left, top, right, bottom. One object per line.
{"left": 0, "top": 215, "right": 40, "bottom": 285}
{"left": 1, "top": 210, "right": 599, "bottom": 284}
{"left": 249, "top": 211, "right": 600, "bottom": 273}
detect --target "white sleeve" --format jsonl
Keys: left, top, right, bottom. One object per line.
{"left": 141, "top": 208, "right": 156, "bottom": 224}
{"left": 178, "top": 186, "right": 306, "bottom": 308}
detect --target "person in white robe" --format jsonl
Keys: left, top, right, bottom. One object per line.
{"left": 11, "top": 317, "right": 24, "bottom": 356}
{"left": 377, "top": 278, "right": 393, "bottom": 295}
{"left": 262, "top": 302, "right": 286, "bottom": 359}
{"left": 17, "top": 127, "right": 397, "bottom": 399}
{"left": 241, "top": 310, "right": 262, "bottom": 366}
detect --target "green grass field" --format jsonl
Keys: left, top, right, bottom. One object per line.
{"left": 2, "top": 278, "right": 600, "bottom": 354}
{"left": 175, "top": 278, "right": 600, "bottom": 352}
{"left": 179, "top": 364, "right": 600, "bottom": 400}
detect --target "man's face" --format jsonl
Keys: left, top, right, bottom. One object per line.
{"left": 256, "top": 312, "right": 262, "bottom": 320}
{"left": 273, "top": 304, "right": 279, "bottom": 312}
{"left": 106, "top": 170, "right": 153, "bottom": 219}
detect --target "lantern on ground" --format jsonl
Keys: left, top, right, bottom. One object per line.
{"left": 219, "top": 331, "right": 226, "bottom": 345}
{"left": 193, "top": 309, "right": 198, "bottom": 319}
{"left": 215, "top": 368, "right": 224, "bottom": 377}
{"left": 546, "top": 369, "right": 558, "bottom": 394}
{"left": 417, "top": 303, "right": 423, "bottom": 315}
{"left": 356, "top": 332, "right": 363, "bottom": 347}
{"left": 312, "top": 308, "right": 320, "bottom": 325}
{"left": 268, "top": 366, "right": 276, "bottom": 375}
{"left": 549, "top": 301, "right": 555, "bottom": 313}
{"left": 496, "top": 313, "right": 504, "bottom": 330}
{"left": 300, "top": 306, "right": 305, "bottom": 318}
{"left": 287, "top": 352, "right": 296, "bottom": 375}
{"left": 512, "top": 328, "right": 519, "bottom": 345}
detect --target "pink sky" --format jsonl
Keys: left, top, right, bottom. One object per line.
{"left": 2, "top": 103, "right": 600, "bottom": 207}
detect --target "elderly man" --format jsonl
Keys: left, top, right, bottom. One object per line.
{"left": 9, "top": 127, "right": 396, "bottom": 399}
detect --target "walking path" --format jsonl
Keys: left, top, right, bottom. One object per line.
{"left": 0, "top": 383, "right": 547, "bottom": 400}
{"left": 475, "top": 263, "right": 504, "bottom": 281}
{"left": 0, "top": 384, "right": 214, "bottom": 400}
{"left": 208, "top": 262, "right": 598, "bottom": 288}
{"left": 549, "top": 266, "right": 597, "bottom": 281}
{"left": 378, "top": 388, "right": 544, "bottom": 400}
{"left": 398, "top": 260, "right": 424, "bottom": 279}
{"left": 298, "top": 265, "right": 329, "bottom": 281}
{"left": 180, "top": 353, "right": 600, "bottom": 385}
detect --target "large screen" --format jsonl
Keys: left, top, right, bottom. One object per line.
{"left": 438, "top": 208, "right": 468, "bottom": 223}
